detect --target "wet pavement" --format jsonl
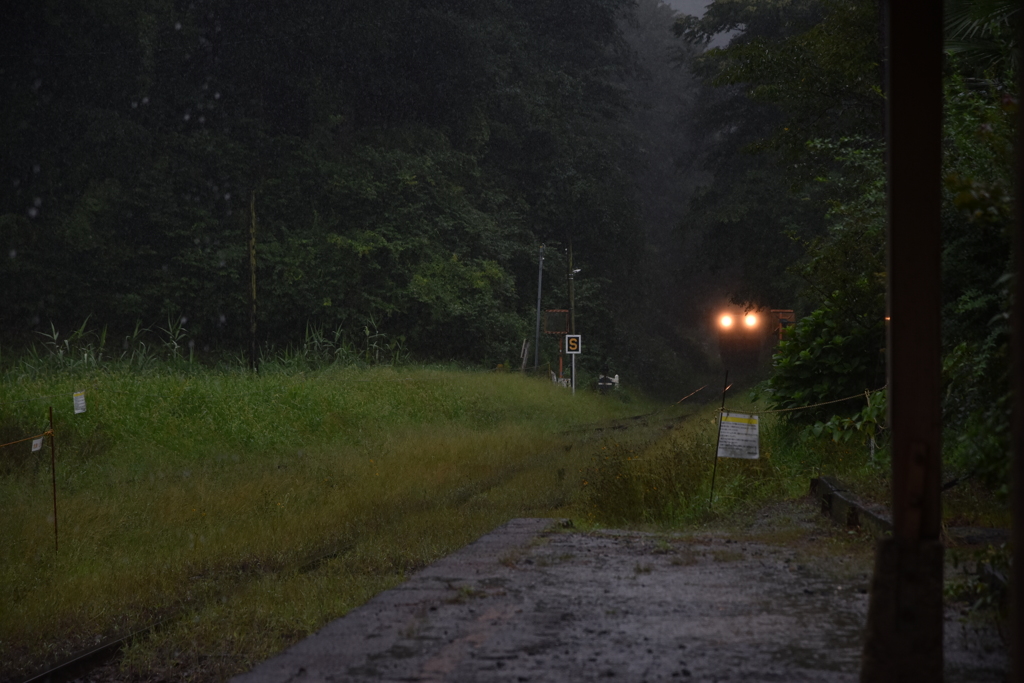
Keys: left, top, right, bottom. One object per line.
{"left": 231, "top": 509, "right": 1007, "bottom": 683}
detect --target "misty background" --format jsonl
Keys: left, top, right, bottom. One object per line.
{"left": 1, "top": 0, "right": 1013, "bottom": 418}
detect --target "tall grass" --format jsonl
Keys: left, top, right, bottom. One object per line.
{"left": 577, "top": 395, "right": 885, "bottom": 528}
{"left": 576, "top": 393, "right": 1010, "bottom": 535}
{"left": 0, "top": 363, "right": 650, "bottom": 680}
{"left": 8, "top": 330, "right": 1002, "bottom": 680}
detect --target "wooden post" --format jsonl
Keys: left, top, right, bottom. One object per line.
{"left": 568, "top": 240, "right": 575, "bottom": 337}
{"left": 534, "top": 245, "right": 544, "bottom": 371}
{"left": 249, "top": 192, "right": 259, "bottom": 373}
{"left": 1011, "top": 12, "right": 1024, "bottom": 678}
{"left": 860, "top": 3, "right": 944, "bottom": 680}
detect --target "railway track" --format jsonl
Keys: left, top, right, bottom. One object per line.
{"left": 10, "top": 415, "right": 669, "bottom": 683}
{"left": 9, "top": 541, "right": 355, "bottom": 683}
{"left": 15, "top": 622, "right": 164, "bottom": 683}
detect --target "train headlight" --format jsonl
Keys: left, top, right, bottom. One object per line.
{"left": 744, "top": 314, "right": 757, "bottom": 327}
{"left": 720, "top": 314, "right": 733, "bottom": 328}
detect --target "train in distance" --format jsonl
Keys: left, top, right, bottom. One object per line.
{"left": 716, "top": 308, "right": 795, "bottom": 370}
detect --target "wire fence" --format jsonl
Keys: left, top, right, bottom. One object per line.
{"left": 0, "top": 429, "right": 53, "bottom": 452}
{"left": 750, "top": 386, "right": 886, "bottom": 416}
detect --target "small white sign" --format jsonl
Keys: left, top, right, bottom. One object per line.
{"left": 32, "top": 438, "right": 43, "bottom": 452}
{"left": 73, "top": 391, "right": 86, "bottom": 414}
{"left": 565, "top": 334, "right": 581, "bottom": 355}
{"left": 717, "top": 411, "right": 759, "bottom": 459}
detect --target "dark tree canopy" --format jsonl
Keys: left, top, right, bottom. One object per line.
{"left": 1, "top": 0, "right": 666, "bottom": 371}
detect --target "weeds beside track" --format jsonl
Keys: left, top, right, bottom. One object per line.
{"left": 0, "top": 362, "right": 657, "bottom": 681}
{"left": 3, "top": 352, "right": 1007, "bottom": 682}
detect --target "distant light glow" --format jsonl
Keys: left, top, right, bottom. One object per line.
{"left": 744, "top": 314, "right": 757, "bottom": 327}
{"left": 720, "top": 315, "right": 733, "bottom": 328}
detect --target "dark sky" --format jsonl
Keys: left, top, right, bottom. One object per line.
{"left": 660, "top": 0, "right": 711, "bottom": 18}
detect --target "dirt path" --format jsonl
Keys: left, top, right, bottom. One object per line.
{"left": 230, "top": 500, "right": 1005, "bottom": 682}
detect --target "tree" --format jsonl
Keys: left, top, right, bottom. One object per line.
{"left": 1, "top": 0, "right": 656, "bottom": 369}
{"left": 672, "top": 0, "right": 884, "bottom": 310}
{"left": 944, "top": 0, "right": 1020, "bottom": 73}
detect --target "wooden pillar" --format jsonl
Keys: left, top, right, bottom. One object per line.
{"left": 860, "top": 3, "right": 944, "bottom": 681}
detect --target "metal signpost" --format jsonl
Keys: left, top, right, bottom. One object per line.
{"left": 565, "top": 334, "right": 581, "bottom": 395}
{"left": 716, "top": 412, "right": 760, "bottom": 460}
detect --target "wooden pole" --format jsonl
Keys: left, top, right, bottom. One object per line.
{"left": 860, "top": 2, "right": 943, "bottom": 680}
{"left": 49, "top": 406, "right": 58, "bottom": 554}
{"left": 249, "top": 192, "right": 259, "bottom": 373}
{"left": 568, "top": 240, "right": 575, "bottom": 336}
{"left": 534, "top": 245, "right": 544, "bottom": 371}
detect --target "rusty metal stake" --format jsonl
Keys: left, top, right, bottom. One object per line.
{"left": 708, "top": 371, "right": 729, "bottom": 508}
{"left": 49, "top": 406, "right": 58, "bottom": 554}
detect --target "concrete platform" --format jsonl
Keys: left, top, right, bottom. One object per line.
{"left": 231, "top": 512, "right": 1006, "bottom": 683}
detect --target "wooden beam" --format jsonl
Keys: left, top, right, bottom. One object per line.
{"left": 1012, "top": 13, "right": 1024, "bottom": 679}
{"left": 861, "top": 2, "right": 944, "bottom": 680}
{"left": 887, "top": 0, "right": 943, "bottom": 548}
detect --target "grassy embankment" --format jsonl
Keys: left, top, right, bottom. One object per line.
{"left": 0, "top": 359, "right": 701, "bottom": 681}
{"left": 579, "top": 390, "right": 1010, "bottom": 531}
{"left": 1, "top": 357, "right": 1006, "bottom": 681}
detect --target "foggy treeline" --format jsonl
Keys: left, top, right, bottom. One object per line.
{"left": 1, "top": 0, "right": 680, "bottom": 379}
{"left": 1, "top": 0, "right": 1016, "bottom": 421}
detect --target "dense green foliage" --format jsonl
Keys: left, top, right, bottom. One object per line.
{"left": 945, "top": 0, "right": 1020, "bottom": 73}
{"left": 768, "top": 303, "right": 885, "bottom": 422}
{"left": 941, "top": 77, "right": 1015, "bottom": 487}
{"left": 0, "top": 359, "right": 653, "bottom": 680}
{"left": 3, "top": 0, "right": 703, "bottom": 380}
{"left": 3, "top": 0, "right": 1015, "bottom": 473}
{"left": 672, "top": 0, "right": 884, "bottom": 309}
{"left": 678, "top": 0, "right": 1015, "bottom": 489}
{"left": 761, "top": 137, "right": 886, "bottom": 428}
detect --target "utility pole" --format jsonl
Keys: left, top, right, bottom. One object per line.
{"left": 534, "top": 244, "right": 544, "bottom": 371}
{"left": 568, "top": 240, "right": 576, "bottom": 335}
{"left": 249, "top": 192, "right": 259, "bottom": 373}
{"left": 567, "top": 240, "right": 580, "bottom": 392}
{"left": 860, "top": 3, "right": 943, "bottom": 680}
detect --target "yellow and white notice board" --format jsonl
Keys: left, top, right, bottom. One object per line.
{"left": 717, "top": 412, "right": 759, "bottom": 459}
